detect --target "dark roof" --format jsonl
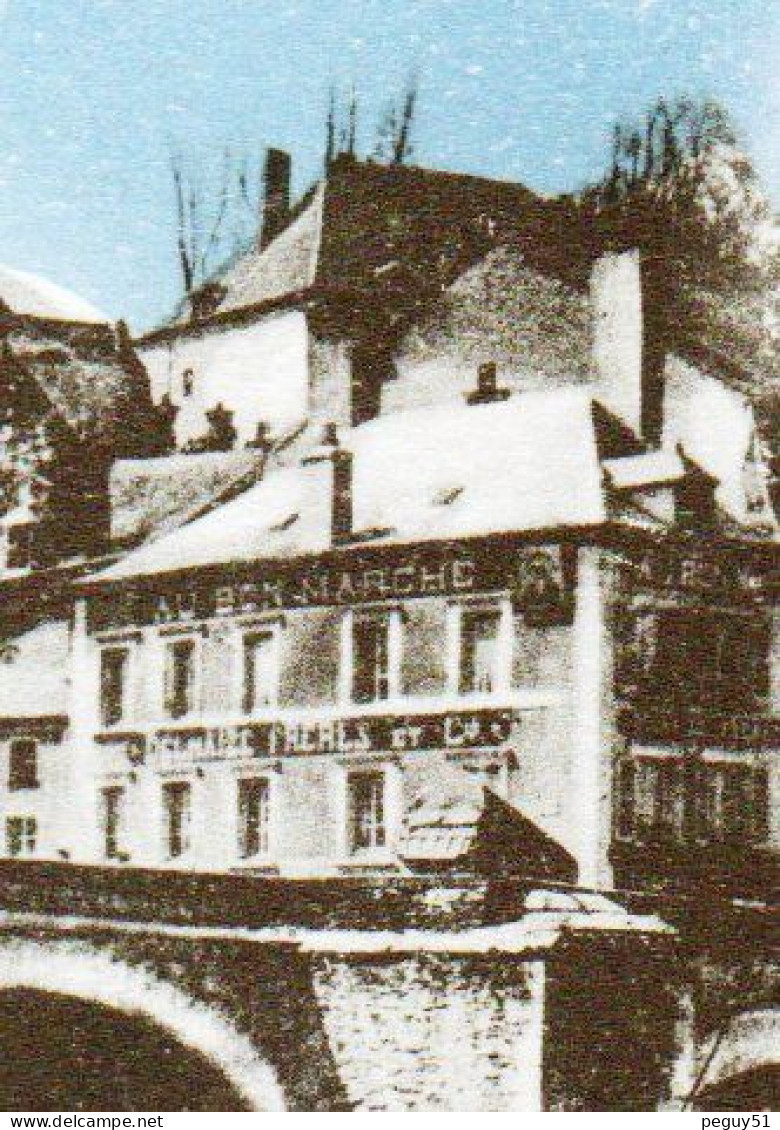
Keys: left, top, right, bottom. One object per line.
{"left": 399, "top": 761, "right": 577, "bottom": 882}
{"left": 139, "top": 158, "right": 585, "bottom": 344}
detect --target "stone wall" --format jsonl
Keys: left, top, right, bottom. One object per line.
{"left": 312, "top": 953, "right": 544, "bottom": 1110}
{"left": 542, "top": 931, "right": 682, "bottom": 1111}
{"left": 0, "top": 917, "right": 546, "bottom": 1111}
{"left": 0, "top": 860, "right": 524, "bottom": 929}
{"left": 0, "top": 870, "right": 774, "bottom": 1111}
{"left": 382, "top": 248, "right": 592, "bottom": 418}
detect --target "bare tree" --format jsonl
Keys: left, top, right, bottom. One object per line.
{"left": 325, "top": 74, "right": 420, "bottom": 169}
{"left": 373, "top": 73, "right": 419, "bottom": 165}
{"left": 324, "top": 88, "right": 337, "bottom": 171}
{"left": 392, "top": 75, "right": 418, "bottom": 165}
{"left": 170, "top": 146, "right": 264, "bottom": 299}
{"left": 324, "top": 84, "right": 359, "bottom": 170}
{"left": 595, "top": 96, "right": 737, "bottom": 202}
{"left": 170, "top": 74, "right": 423, "bottom": 300}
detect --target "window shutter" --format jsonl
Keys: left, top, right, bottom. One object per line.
{"left": 615, "top": 759, "right": 636, "bottom": 840}
{"left": 163, "top": 646, "right": 175, "bottom": 716}
{"left": 185, "top": 643, "right": 195, "bottom": 714}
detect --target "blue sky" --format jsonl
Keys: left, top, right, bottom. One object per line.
{"left": 0, "top": 0, "right": 776, "bottom": 330}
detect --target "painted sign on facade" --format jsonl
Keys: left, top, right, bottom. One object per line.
{"left": 113, "top": 709, "right": 518, "bottom": 769}
{"left": 87, "top": 540, "right": 575, "bottom": 631}
{"left": 613, "top": 541, "right": 778, "bottom": 605}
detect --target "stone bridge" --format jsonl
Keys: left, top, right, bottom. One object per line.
{"left": 0, "top": 863, "right": 775, "bottom": 1112}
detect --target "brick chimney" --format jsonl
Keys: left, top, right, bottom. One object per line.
{"left": 260, "top": 148, "right": 291, "bottom": 250}
{"left": 466, "top": 361, "right": 510, "bottom": 406}
{"left": 303, "top": 422, "right": 353, "bottom": 542}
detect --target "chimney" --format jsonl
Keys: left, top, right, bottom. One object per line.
{"left": 639, "top": 257, "right": 666, "bottom": 448}
{"left": 466, "top": 361, "right": 510, "bottom": 406}
{"left": 260, "top": 148, "right": 291, "bottom": 250}
{"left": 246, "top": 420, "right": 271, "bottom": 454}
{"left": 303, "top": 422, "right": 353, "bottom": 542}
{"left": 590, "top": 249, "right": 665, "bottom": 448}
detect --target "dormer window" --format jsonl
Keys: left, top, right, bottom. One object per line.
{"left": 100, "top": 647, "right": 130, "bottom": 729}
{"left": 433, "top": 486, "right": 464, "bottom": 507}
{"left": 242, "top": 629, "right": 278, "bottom": 712}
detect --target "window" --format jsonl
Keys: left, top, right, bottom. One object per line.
{"left": 348, "top": 771, "right": 386, "bottom": 853}
{"left": 242, "top": 631, "right": 276, "bottom": 712}
{"left": 615, "top": 756, "right": 769, "bottom": 847}
{"left": 182, "top": 368, "right": 194, "bottom": 397}
{"left": 237, "top": 777, "right": 270, "bottom": 859}
{"left": 6, "top": 816, "right": 36, "bottom": 858}
{"left": 614, "top": 757, "right": 684, "bottom": 844}
{"left": 101, "top": 785, "right": 125, "bottom": 860}
{"left": 352, "top": 617, "right": 390, "bottom": 703}
{"left": 615, "top": 759, "right": 637, "bottom": 841}
{"left": 8, "top": 739, "right": 38, "bottom": 791}
{"left": 460, "top": 607, "right": 501, "bottom": 694}
{"left": 100, "top": 648, "right": 129, "bottom": 728}
{"left": 631, "top": 609, "right": 770, "bottom": 717}
{"left": 701, "top": 762, "right": 769, "bottom": 846}
{"left": 162, "top": 781, "right": 191, "bottom": 859}
{"left": 164, "top": 638, "right": 196, "bottom": 719}
{"left": 350, "top": 344, "right": 391, "bottom": 426}
{"left": 634, "top": 758, "right": 684, "bottom": 843}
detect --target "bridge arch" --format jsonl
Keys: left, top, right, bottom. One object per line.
{"left": 0, "top": 938, "right": 287, "bottom": 1111}
{"left": 694, "top": 1009, "right": 779, "bottom": 1110}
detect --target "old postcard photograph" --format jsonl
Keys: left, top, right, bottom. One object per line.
{"left": 0, "top": 0, "right": 776, "bottom": 1114}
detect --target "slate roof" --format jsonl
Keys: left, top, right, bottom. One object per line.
{"left": 401, "top": 758, "right": 484, "bottom": 862}
{"left": 110, "top": 449, "right": 267, "bottom": 549}
{"left": 399, "top": 759, "right": 578, "bottom": 882}
{"left": 140, "top": 157, "right": 584, "bottom": 342}
{"left": 215, "top": 184, "right": 324, "bottom": 315}
{"left": 602, "top": 449, "right": 685, "bottom": 490}
{"left": 88, "top": 460, "right": 333, "bottom": 582}
{"left": 349, "top": 389, "right": 604, "bottom": 544}
{"left": 677, "top": 283, "right": 779, "bottom": 397}
{"left": 313, "top": 158, "right": 564, "bottom": 295}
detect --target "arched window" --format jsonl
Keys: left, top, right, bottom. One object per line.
{"left": 8, "top": 739, "right": 38, "bottom": 791}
